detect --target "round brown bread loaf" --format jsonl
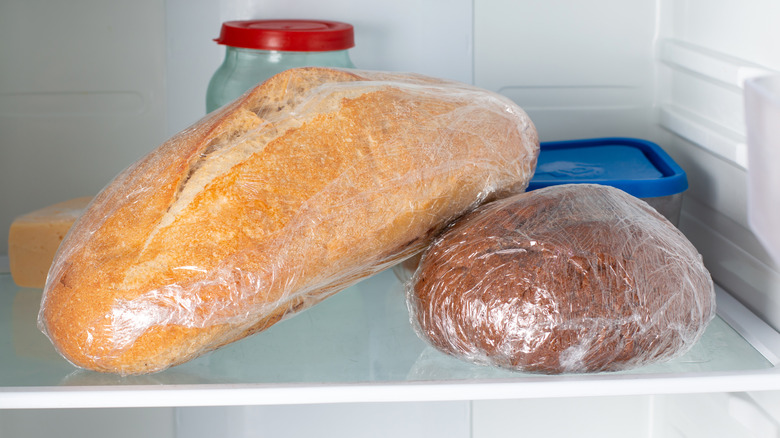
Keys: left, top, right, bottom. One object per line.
{"left": 408, "top": 184, "right": 715, "bottom": 374}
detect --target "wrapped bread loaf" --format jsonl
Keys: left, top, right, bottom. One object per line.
{"left": 408, "top": 184, "right": 715, "bottom": 374}
{"left": 38, "top": 67, "right": 539, "bottom": 374}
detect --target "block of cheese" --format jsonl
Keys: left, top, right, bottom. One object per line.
{"left": 9, "top": 197, "right": 92, "bottom": 288}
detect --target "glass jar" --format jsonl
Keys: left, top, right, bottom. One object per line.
{"left": 206, "top": 19, "right": 356, "bottom": 113}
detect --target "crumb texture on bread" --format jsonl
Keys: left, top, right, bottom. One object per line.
{"left": 408, "top": 184, "right": 716, "bottom": 374}
{"left": 38, "top": 67, "right": 539, "bottom": 375}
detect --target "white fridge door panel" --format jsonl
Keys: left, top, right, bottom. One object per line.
{"left": 656, "top": 0, "right": 780, "bottom": 331}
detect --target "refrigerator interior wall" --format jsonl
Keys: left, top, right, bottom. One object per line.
{"left": 0, "top": 0, "right": 168, "bottom": 257}
{"left": 4, "top": 0, "right": 776, "bottom": 334}
{"left": 164, "top": 0, "right": 475, "bottom": 136}
{"left": 1, "top": 0, "right": 780, "bottom": 434}
{"left": 0, "top": 408, "right": 175, "bottom": 438}
{"left": 0, "top": 0, "right": 474, "bottom": 258}
{"left": 3, "top": 394, "right": 780, "bottom": 438}
{"left": 3, "top": 0, "right": 778, "bottom": 331}
{"left": 474, "top": 0, "right": 658, "bottom": 142}
{"left": 162, "top": 394, "right": 780, "bottom": 438}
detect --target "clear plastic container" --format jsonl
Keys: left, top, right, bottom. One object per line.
{"left": 206, "top": 20, "right": 355, "bottom": 113}
{"left": 745, "top": 74, "right": 780, "bottom": 265}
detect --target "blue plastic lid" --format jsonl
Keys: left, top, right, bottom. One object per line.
{"left": 528, "top": 138, "right": 688, "bottom": 198}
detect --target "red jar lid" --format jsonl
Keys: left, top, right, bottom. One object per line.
{"left": 214, "top": 19, "right": 355, "bottom": 52}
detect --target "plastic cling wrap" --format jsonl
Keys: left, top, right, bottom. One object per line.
{"left": 407, "top": 184, "right": 715, "bottom": 374}
{"left": 37, "top": 67, "right": 539, "bottom": 375}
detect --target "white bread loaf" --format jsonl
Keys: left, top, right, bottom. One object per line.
{"left": 38, "top": 67, "right": 539, "bottom": 375}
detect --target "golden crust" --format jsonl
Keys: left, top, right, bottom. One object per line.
{"left": 39, "top": 67, "right": 539, "bottom": 374}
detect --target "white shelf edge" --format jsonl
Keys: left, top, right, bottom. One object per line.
{"left": 660, "top": 105, "right": 748, "bottom": 169}
{"left": 3, "top": 369, "right": 780, "bottom": 410}
{"left": 716, "top": 285, "right": 780, "bottom": 366}
{"left": 659, "top": 39, "right": 775, "bottom": 89}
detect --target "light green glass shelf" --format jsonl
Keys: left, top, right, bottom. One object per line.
{"left": 0, "top": 269, "right": 773, "bottom": 392}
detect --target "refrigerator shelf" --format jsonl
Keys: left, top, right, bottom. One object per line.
{"left": 1, "top": 269, "right": 779, "bottom": 410}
